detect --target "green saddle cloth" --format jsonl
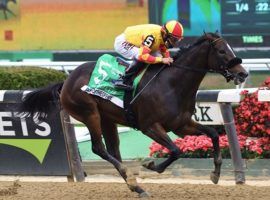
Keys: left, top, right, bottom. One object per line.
{"left": 81, "top": 54, "right": 146, "bottom": 108}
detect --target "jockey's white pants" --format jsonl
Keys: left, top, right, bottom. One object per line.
{"left": 114, "top": 34, "right": 139, "bottom": 60}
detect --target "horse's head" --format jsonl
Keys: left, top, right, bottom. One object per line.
{"left": 205, "top": 33, "right": 248, "bottom": 85}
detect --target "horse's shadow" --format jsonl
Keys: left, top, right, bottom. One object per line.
{"left": 0, "top": 0, "right": 16, "bottom": 20}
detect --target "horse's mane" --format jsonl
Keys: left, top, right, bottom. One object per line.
{"left": 173, "top": 32, "right": 221, "bottom": 59}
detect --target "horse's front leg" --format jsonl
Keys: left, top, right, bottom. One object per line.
{"left": 142, "top": 123, "right": 181, "bottom": 173}
{"left": 196, "top": 124, "right": 222, "bottom": 184}
{"left": 174, "top": 121, "right": 222, "bottom": 184}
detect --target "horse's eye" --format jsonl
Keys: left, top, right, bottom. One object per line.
{"left": 219, "top": 50, "right": 226, "bottom": 54}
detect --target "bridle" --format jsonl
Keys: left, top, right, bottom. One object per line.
{"left": 208, "top": 37, "right": 242, "bottom": 82}
{"left": 172, "top": 36, "right": 242, "bottom": 82}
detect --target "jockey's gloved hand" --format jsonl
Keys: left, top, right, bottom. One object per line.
{"left": 162, "top": 57, "right": 174, "bottom": 65}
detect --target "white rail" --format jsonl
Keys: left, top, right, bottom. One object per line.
{"left": 242, "top": 59, "right": 270, "bottom": 71}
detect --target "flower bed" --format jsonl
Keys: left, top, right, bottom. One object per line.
{"left": 149, "top": 78, "right": 270, "bottom": 159}
{"left": 149, "top": 135, "right": 270, "bottom": 159}
{"left": 234, "top": 77, "right": 270, "bottom": 137}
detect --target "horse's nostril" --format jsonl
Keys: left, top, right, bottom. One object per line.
{"left": 238, "top": 72, "right": 248, "bottom": 78}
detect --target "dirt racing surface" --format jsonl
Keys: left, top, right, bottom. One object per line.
{"left": 0, "top": 181, "right": 270, "bottom": 200}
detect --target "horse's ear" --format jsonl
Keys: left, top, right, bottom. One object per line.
{"left": 203, "top": 30, "right": 207, "bottom": 36}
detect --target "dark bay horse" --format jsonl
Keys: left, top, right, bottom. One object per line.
{"left": 19, "top": 33, "right": 248, "bottom": 197}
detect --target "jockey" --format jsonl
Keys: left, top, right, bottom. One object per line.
{"left": 113, "top": 20, "right": 184, "bottom": 91}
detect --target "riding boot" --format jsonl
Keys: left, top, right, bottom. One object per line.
{"left": 114, "top": 60, "right": 145, "bottom": 91}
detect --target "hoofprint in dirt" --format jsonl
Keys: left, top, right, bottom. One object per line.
{"left": 0, "top": 181, "right": 270, "bottom": 200}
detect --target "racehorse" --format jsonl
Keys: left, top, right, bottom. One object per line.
{"left": 19, "top": 33, "right": 248, "bottom": 197}
{"left": 0, "top": 0, "right": 16, "bottom": 20}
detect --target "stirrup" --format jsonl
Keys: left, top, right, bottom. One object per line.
{"left": 113, "top": 81, "right": 133, "bottom": 91}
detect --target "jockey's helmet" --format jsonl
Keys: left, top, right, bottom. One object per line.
{"left": 162, "top": 20, "right": 184, "bottom": 48}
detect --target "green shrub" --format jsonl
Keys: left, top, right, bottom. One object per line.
{"left": 0, "top": 67, "right": 67, "bottom": 89}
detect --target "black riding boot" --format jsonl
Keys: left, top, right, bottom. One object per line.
{"left": 114, "top": 60, "right": 145, "bottom": 91}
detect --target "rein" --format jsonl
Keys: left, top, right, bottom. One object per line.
{"left": 172, "top": 37, "right": 242, "bottom": 76}
{"left": 131, "top": 34, "right": 243, "bottom": 104}
{"left": 172, "top": 63, "right": 215, "bottom": 74}
{"left": 172, "top": 56, "right": 242, "bottom": 82}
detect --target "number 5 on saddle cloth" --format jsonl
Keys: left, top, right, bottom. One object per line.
{"left": 81, "top": 54, "right": 147, "bottom": 109}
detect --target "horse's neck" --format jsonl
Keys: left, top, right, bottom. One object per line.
{"left": 144, "top": 43, "right": 209, "bottom": 98}
{"left": 170, "top": 67, "right": 206, "bottom": 96}
{"left": 171, "top": 46, "right": 209, "bottom": 95}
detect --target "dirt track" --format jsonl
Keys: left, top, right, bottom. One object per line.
{"left": 1, "top": 181, "right": 270, "bottom": 200}
{"left": 1, "top": 160, "right": 270, "bottom": 199}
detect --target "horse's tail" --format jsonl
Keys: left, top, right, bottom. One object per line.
{"left": 19, "top": 82, "right": 64, "bottom": 120}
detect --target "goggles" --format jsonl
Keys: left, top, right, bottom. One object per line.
{"left": 168, "top": 34, "right": 183, "bottom": 43}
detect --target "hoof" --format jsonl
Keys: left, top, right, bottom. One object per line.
{"left": 210, "top": 171, "right": 220, "bottom": 184}
{"left": 139, "top": 191, "right": 151, "bottom": 198}
{"left": 142, "top": 160, "right": 155, "bottom": 171}
{"left": 236, "top": 181, "right": 245, "bottom": 185}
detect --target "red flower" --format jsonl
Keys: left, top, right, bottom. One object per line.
{"left": 240, "top": 90, "right": 249, "bottom": 95}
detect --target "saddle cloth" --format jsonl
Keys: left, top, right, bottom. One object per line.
{"left": 81, "top": 54, "right": 146, "bottom": 108}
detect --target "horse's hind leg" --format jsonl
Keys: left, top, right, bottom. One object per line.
{"left": 174, "top": 121, "right": 222, "bottom": 184}
{"left": 83, "top": 110, "right": 149, "bottom": 197}
{"left": 101, "top": 116, "right": 122, "bottom": 162}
